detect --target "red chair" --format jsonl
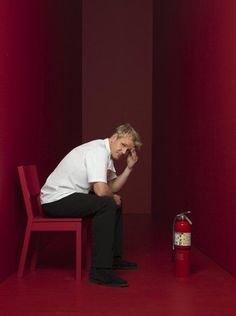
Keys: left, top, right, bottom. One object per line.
{"left": 17, "top": 165, "right": 90, "bottom": 280}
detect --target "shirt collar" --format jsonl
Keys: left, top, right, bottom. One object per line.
{"left": 104, "top": 138, "right": 111, "bottom": 157}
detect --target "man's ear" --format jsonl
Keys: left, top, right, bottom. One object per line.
{"left": 111, "top": 134, "right": 118, "bottom": 142}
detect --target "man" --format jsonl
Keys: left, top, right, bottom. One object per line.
{"left": 40, "top": 123, "right": 142, "bottom": 287}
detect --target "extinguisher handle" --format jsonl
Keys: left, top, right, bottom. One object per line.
{"left": 185, "top": 215, "right": 192, "bottom": 225}
{"left": 182, "top": 211, "right": 192, "bottom": 225}
{"left": 178, "top": 211, "right": 192, "bottom": 225}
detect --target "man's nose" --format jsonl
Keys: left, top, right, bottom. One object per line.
{"left": 122, "top": 148, "right": 127, "bottom": 155}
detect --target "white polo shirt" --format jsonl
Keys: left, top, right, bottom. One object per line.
{"left": 40, "top": 138, "right": 117, "bottom": 204}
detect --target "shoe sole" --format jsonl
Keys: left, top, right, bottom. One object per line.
{"left": 89, "top": 278, "right": 129, "bottom": 288}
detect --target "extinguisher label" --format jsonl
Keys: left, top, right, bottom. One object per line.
{"left": 174, "top": 232, "right": 191, "bottom": 246}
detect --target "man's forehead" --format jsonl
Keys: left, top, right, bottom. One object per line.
{"left": 119, "top": 136, "right": 135, "bottom": 147}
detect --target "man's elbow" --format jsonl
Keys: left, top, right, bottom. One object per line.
{"left": 95, "top": 190, "right": 108, "bottom": 197}
{"left": 93, "top": 183, "right": 112, "bottom": 197}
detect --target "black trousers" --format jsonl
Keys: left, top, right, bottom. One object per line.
{"left": 42, "top": 193, "right": 123, "bottom": 269}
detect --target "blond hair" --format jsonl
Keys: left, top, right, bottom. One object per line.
{"left": 113, "top": 123, "right": 142, "bottom": 149}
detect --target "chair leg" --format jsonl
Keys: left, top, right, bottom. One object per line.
{"left": 82, "top": 222, "right": 87, "bottom": 269}
{"left": 17, "top": 225, "right": 32, "bottom": 278}
{"left": 82, "top": 219, "right": 92, "bottom": 275}
{"left": 30, "top": 233, "right": 40, "bottom": 271}
{"left": 75, "top": 225, "right": 82, "bottom": 281}
{"left": 86, "top": 219, "right": 92, "bottom": 273}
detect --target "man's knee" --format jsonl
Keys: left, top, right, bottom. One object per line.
{"left": 92, "top": 196, "right": 117, "bottom": 219}
{"left": 101, "top": 196, "right": 117, "bottom": 210}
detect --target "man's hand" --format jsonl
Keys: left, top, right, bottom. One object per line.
{"left": 93, "top": 183, "right": 121, "bottom": 206}
{"left": 127, "top": 148, "right": 138, "bottom": 170}
{"left": 113, "top": 194, "right": 122, "bottom": 206}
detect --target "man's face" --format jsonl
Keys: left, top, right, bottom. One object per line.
{"left": 110, "top": 135, "right": 135, "bottom": 160}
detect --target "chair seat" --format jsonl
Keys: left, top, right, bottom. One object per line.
{"left": 33, "top": 216, "right": 83, "bottom": 222}
{"left": 31, "top": 220, "right": 83, "bottom": 231}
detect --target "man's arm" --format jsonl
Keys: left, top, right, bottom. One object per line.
{"left": 108, "top": 149, "right": 138, "bottom": 193}
{"left": 93, "top": 182, "right": 113, "bottom": 197}
{"left": 108, "top": 166, "right": 132, "bottom": 193}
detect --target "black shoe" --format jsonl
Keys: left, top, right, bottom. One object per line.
{"left": 113, "top": 260, "right": 138, "bottom": 270}
{"left": 89, "top": 269, "right": 128, "bottom": 287}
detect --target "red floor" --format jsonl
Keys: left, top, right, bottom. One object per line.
{"left": 0, "top": 214, "right": 236, "bottom": 316}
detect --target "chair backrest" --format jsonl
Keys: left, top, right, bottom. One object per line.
{"left": 18, "top": 165, "right": 44, "bottom": 219}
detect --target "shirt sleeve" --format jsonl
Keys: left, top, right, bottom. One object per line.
{"left": 85, "top": 148, "right": 108, "bottom": 183}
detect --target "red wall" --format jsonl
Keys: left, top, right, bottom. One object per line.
{"left": 153, "top": 0, "right": 236, "bottom": 276}
{"left": 0, "top": 0, "right": 82, "bottom": 282}
{"left": 4, "top": 0, "right": 235, "bottom": 283}
{"left": 82, "top": 0, "right": 153, "bottom": 213}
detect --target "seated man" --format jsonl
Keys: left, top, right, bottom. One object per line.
{"left": 40, "top": 123, "right": 142, "bottom": 287}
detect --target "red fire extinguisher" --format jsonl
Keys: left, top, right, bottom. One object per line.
{"left": 173, "top": 211, "right": 192, "bottom": 277}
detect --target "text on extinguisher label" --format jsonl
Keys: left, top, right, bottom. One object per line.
{"left": 174, "top": 232, "right": 191, "bottom": 246}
